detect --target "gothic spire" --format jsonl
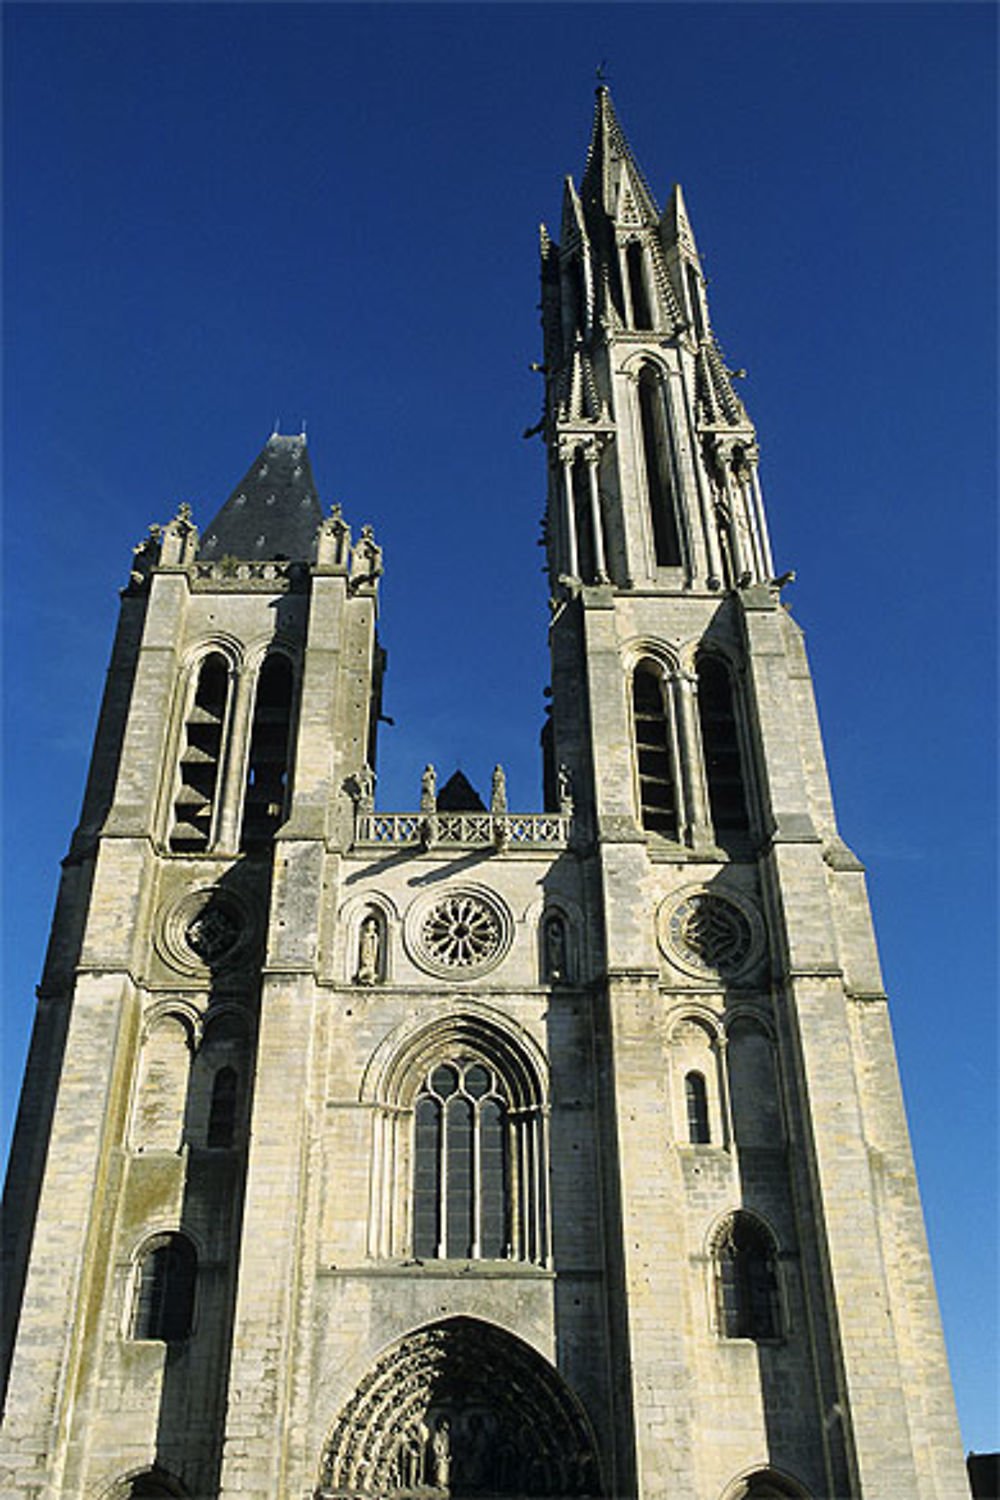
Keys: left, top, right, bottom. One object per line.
{"left": 580, "top": 85, "right": 660, "bottom": 228}
{"left": 198, "top": 432, "right": 323, "bottom": 563}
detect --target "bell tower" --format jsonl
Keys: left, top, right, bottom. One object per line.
{"left": 538, "top": 88, "right": 968, "bottom": 1500}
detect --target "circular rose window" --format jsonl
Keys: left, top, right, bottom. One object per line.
{"left": 405, "top": 886, "right": 513, "bottom": 979}
{"left": 657, "top": 887, "right": 764, "bottom": 980}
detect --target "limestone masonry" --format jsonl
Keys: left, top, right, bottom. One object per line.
{"left": 1, "top": 88, "right": 968, "bottom": 1500}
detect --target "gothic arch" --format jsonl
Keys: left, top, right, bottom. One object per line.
{"left": 361, "top": 1004, "right": 548, "bottom": 1112}
{"left": 316, "top": 1317, "right": 602, "bottom": 1499}
{"left": 719, "top": 1466, "right": 811, "bottom": 1500}
{"left": 362, "top": 1007, "right": 550, "bottom": 1262}
{"left": 98, "top": 1467, "right": 189, "bottom": 1500}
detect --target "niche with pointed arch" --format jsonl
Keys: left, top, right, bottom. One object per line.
{"left": 316, "top": 1317, "right": 602, "bottom": 1499}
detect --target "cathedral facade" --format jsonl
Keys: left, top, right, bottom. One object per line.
{"left": 1, "top": 89, "right": 967, "bottom": 1500}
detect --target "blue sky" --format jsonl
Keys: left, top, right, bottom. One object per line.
{"left": 3, "top": 0, "right": 997, "bottom": 1453}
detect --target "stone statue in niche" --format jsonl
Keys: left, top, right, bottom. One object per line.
{"left": 557, "top": 763, "right": 574, "bottom": 815}
{"left": 431, "top": 1418, "right": 451, "bottom": 1490}
{"left": 490, "top": 764, "right": 507, "bottom": 815}
{"left": 544, "top": 914, "right": 567, "bottom": 984}
{"left": 356, "top": 913, "right": 381, "bottom": 986}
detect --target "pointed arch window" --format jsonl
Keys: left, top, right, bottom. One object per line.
{"left": 132, "top": 1233, "right": 196, "bottom": 1342}
{"left": 626, "top": 240, "right": 653, "bottom": 328}
{"left": 715, "top": 1213, "right": 780, "bottom": 1340}
{"left": 632, "top": 664, "right": 678, "bottom": 838}
{"left": 637, "top": 366, "right": 681, "bottom": 566}
{"left": 412, "top": 1060, "right": 510, "bottom": 1261}
{"left": 685, "top": 1071, "right": 711, "bottom": 1144}
{"left": 696, "top": 653, "right": 749, "bottom": 839}
{"left": 241, "top": 653, "right": 294, "bottom": 850}
{"left": 170, "top": 653, "right": 230, "bottom": 853}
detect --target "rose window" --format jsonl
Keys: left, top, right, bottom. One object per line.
{"left": 406, "top": 886, "right": 513, "bottom": 979}
{"left": 421, "top": 894, "right": 501, "bottom": 969}
{"left": 658, "top": 889, "right": 763, "bottom": 979}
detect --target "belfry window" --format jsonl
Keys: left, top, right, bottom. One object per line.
{"left": 572, "top": 455, "right": 596, "bottom": 584}
{"left": 626, "top": 240, "right": 653, "bottom": 328}
{"left": 413, "top": 1060, "right": 509, "bottom": 1261}
{"left": 240, "top": 653, "right": 294, "bottom": 850}
{"left": 696, "top": 653, "right": 749, "bottom": 838}
{"left": 715, "top": 1214, "right": 780, "bottom": 1341}
{"left": 632, "top": 665, "right": 678, "bottom": 838}
{"left": 132, "top": 1233, "right": 196, "bottom": 1342}
{"left": 637, "top": 365, "right": 681, "bottom": 566}
{"left": 170, "top": 653, "right": 229, "bottom": 853}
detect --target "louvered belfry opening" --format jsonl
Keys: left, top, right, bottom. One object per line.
{"left": 240, "top": 653, "right": 293, "bottom": 851}
{"left": 633, "top": 665, "right": 678, "bottom": 838}
{"left": 697, "top": 653, "right": 750, "bottom": 837}
{"left": 170, "top": 653, "right": 229, "bottom": 853}
{"left": 638, "top": 365, "right": 682, "bottom": 567}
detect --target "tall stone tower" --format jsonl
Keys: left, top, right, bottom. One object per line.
{"left": 1, "top": 89, "right": 967, "bottom": 1500}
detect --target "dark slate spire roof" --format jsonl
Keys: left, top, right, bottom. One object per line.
{"left": 198, "top": 432, "right": 323, "bottom": 563}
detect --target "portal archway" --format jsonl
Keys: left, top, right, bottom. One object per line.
{"left": 316, "top": 1317, "right": 601, "bottom": 1498}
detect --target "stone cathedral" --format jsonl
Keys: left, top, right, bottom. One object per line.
{"left": 1, "top": 89, "right": 967, "bottom": 1500}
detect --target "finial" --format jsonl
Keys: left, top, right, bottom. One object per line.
{"left": 595, "top": 60, "right": 610, "bottom": 91}
{"left": 271, "top": 418, "right": 280, "bottom": 437}
{"left": 301, "top": 418, "right": 307, "bottom": 437}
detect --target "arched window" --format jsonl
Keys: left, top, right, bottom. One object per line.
{"left": 170, "top": 653, "right": 230, "bottom": 852}
{"left": 697, "top": 653, "right": 749, "bottom": 839}
{"left": 632, "top": 664, "right": 678, "bottom": 838}
{"left": 412, "top": 1060, "right": 509, "bottom": 1260}
{"left": 715, "top": 1214, "right": 780, "bottom": 1340}
{"left": 685, "top": 1071, "right": 710, "bottom": 1144}
{"left": 132, "top": 1233, "right": 196, "bottom": 1342}
{"left": 241, "top": 653, "right": 294, "bottom": 850}
{"left": 572, "top": 454, "right": 596, "bottom": 584}
{"left": 637, "top": 365, "right": 681, "bottom": 566}
{"left": 626, "top": 240, "right": 652, "bottom": 328}
{"left": 206, "top": 1065, "right": 238, "bottom": 1148}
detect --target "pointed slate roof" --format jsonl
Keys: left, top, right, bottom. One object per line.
{"left": 198, "top": 433, "right": 323, "bottom": 562}
{"left": 581, "top": 86, "right": 661, "bottom": 227}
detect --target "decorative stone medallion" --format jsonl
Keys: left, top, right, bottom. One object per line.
{"left": 157, "top": 886, "right": 256, "bottom": 977}
{"left": 657, "top": 886, "right": 764, "bottom": 980}
{"left": 405, "top": 886, "right": 513, "bottom": 980}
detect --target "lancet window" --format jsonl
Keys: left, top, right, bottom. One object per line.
{"left": 169, "top": 653, "right": 230, "bottom": 853}
{"left": 132, "top": 1233, "right": 197, "bottom": 1342}
{"left": 637, "top": 365, "right": 682, "bottom": 567}
{"left": 412, "top": 1060, "right": 509, "bottom": 1261}
{"left": 240, "top": 653, "right": 294, "bottom": 850}
{"left": 626, "top": 240, "right": 653, "bottom": 328}
{"left": 685, "top": 1071, "right": 711, "bottom": 1144}
{"left": 632, "top": 663, "right": 678, "bottom": 838}
{"left": 696, "top": 652, "right": 750, "bottom": 839}
{"left": 714, "top": 1213, "right": 780, "bottom": 1341}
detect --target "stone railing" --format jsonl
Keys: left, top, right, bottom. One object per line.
{"left": 355, "top": 811, "right": 571, "bottom": 849}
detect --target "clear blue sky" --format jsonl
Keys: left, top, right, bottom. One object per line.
{"left": 3, "top": 0, "right": 997, "bottom": 1453}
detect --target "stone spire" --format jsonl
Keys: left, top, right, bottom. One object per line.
{"left": 198, "top": 431, "right": 323, "bottom": 563}
{"left": 580, "top": 85, "right": 661, "bottom": 229}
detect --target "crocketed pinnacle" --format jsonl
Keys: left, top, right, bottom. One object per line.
{"left": 198, "top": 433, "right": 324, "bottom": 563}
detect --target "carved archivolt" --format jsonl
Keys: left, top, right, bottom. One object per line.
{"left": 317, "top": 1317, "right": 601, "bottom": 1499}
